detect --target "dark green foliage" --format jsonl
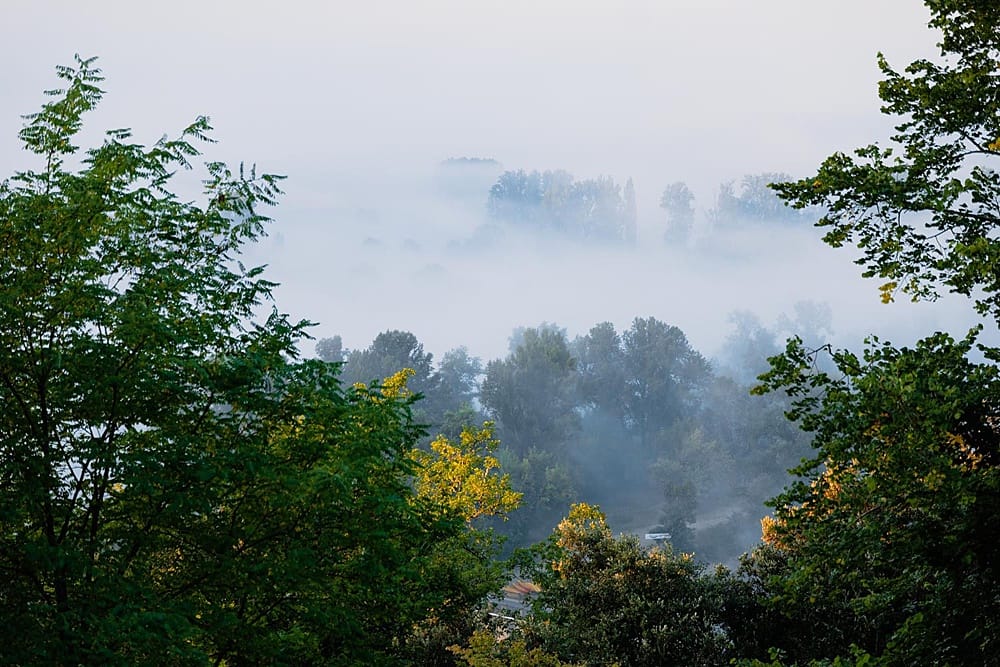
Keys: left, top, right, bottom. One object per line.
{"left": 434, "top": 346, "right": 486, "bottom": 434}
{"left": 340, "top": 329, "right": 444, "bottom": 428}
{"left": 573, "top": 317, "right": 712, "bottom": 450}
{"left": 341, "top": 329, "right": 437, "bottom": 390}
{"left": 339, "top": 332, "right": 487, "bottom": 438}
{"left": 755, "top": 4, "right": 1000, "bottom": 662}
{"left": 621, "top": 317, "right": 712, "bottom": 449}
{"left": 518, "top": 504, "right": 732, "bottom": 667}
{"left": 482, "top": 316, "right": 802, "bottom": 559}
{"left": 480, "top": 327, "right": 580, "bottom": 457}
{"left": 574, "top": 321, "right": 628, "bottom": 421}
{"left": 754, "top": 332, "right": 1000, "bottom": 664}
{"left": 494, "top": 447, "right": 579, "bottom": 549}
{"left": 0, "top": 55, "right": 288, "bottom": 663}
{"left": 437, "top": 347, "right": 484, "bottom": 403}
{"left": 0, "top": 59, "right": 496, "bottom": 665}
{"left": 479, "top": 327, "right": 582, "bottom": 548}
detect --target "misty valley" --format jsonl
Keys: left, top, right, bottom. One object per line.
{"left": 316, "top": 302, "right": 820, "bottom": 565}
{"left": 4, "top": 2, "right": 1000, "bottom": 665}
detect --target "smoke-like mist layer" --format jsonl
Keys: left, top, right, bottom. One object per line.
{"left": 245, "top": 174, "right": 989, "bottom": 364}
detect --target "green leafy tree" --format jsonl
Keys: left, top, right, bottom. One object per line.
{"left": 406, "top": 420, "right": 524, "bottom": 665}
{"left": 495, "top": 447, "right": 578, "bottom": 550}
{"left": 755, "top": 4, "right": 1000, "bottom": 663}
{"left": 519, "top": 504, "right": 732, "bottom": 667}
{"left": 755, "top": 332, "right": 1000, "bottom": 664}
{"left": 0, "top": 58, "right": 505, "bottom": 665}
{"left": 0, "top": 55, "right": 297, "bottom": 663}
{"left": 621, "top": 317, "right": 711, "bottom": 450}
{"left": 434, "top": 346, "right": 487, "bottom": 438}
{"left": 573, "top": 321, "right": 628, "bottom": 421}
{"left": 341, "top": 329, "right": 436, "bottom": 389}
{"left": 340, "top": 329, "right": 446, "bottom": 428}
{"left": 483, "top": 324, "right": 582, "bottom": 550}
{"left": 437, "top": 347, "right": 483, "bottom": 408}
{"left": 772, "top": 2, "right": 1000, "bottom": 318}
{"left": 480, "top": 327, "right": 580, "bottom": 457}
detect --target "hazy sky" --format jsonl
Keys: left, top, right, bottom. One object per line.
{"left": 3, "top": 1, "right": 935, "bottom": 183}
{"left": 5, "top": 1, "right": 975, "bottom": 362}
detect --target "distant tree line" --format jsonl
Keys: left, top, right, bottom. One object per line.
{"left": 474, "top": 167, "right": 810, "bottom": 247}
{"left": 316, "top": 308, "right": 820, "bottom": 558}
{"left": 659, "top": 173, "right": 814, "bottom": 245}
{"left": 486, "top": 169, "right": 637, "bottom": 243}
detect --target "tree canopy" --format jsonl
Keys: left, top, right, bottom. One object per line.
{"left": 0, "top": 57, "right": 517, "bottom": 666}
{"left": 516, "top": 504, "right": 732, "bottom": 667}
{"left": 754, "top": 3, "right": 1000, "bottom": 663}
{"left": 773, "top": 1, "right": 1000, "bottom": 318}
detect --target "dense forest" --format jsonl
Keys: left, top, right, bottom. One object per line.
{"left": 318, "top": 310, "right": 820, "bottom": 563}
{"left": 2, "top": 2, "right": 999, "bottom": 665}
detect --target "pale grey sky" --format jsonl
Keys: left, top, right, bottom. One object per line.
{"left": 3, "top": 1, "right": 934, "bottom": 187}
{"left": 5, "top": 1, "right": 972, "bottom": 362}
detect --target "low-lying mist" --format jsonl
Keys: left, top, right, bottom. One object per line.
{"left": 249, "top": 166, "right": 985, "bottom": 363}
{"left": 242, "top": 163, "right": 993, "bottom": 565}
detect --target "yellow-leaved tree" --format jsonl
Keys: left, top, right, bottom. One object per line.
{"left": 372, "top": 370, "right": 525, "bottom": 663}
{"left": 414, "top": 423, "right": 522, "bottom": 524}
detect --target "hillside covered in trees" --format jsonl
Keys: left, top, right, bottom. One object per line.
{"left": 317, "top": 311, "right": 818, "bottom": 563}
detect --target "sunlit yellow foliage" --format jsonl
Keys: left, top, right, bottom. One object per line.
{"left": 552, "top": 503, "right": 612, "bottom": 575}
{"left": 449, "top": 629, "right": 586, "bottom": 666}
{"left": 760, "top": 515, "right": 785, "bottom": 548}
{"left": 879, "top": 281, "right": 898, "bottom": 304}
{"left": 349, "top": 367, "right": 417, "bottom": 401}
{"left": 555, "top": 502, "right": 609, "bottom": 549}
{"left": 766, "top": 458, "right": 867, "bottom": 549}
{"left": 946, "top": 432, "right": 984, "bottom": 471}
{"left": 819, "top": 466, "right": 846, "bottom": 502}
{"left": 381, "top": 367, "right": 416, "bottom": 398}
{"left": 412, "top": 423, "right": 521, "bottom": 523}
